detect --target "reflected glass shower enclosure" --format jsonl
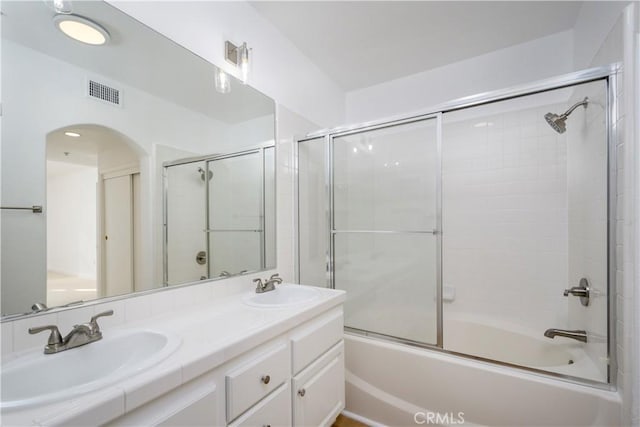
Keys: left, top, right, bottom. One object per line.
{"left": 164, "top": 147, "right": 275, "bottom": 285}
{"left": 297, "top": 66, "right": 618, "bottom": 385}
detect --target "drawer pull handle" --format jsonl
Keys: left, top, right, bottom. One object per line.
{"left": 298, "top": 388, "right": 306, "bottom": 397}
{"left": 263, "top": 425, "right": 271, "bottom": 427}
{"left": 261, "top": 375, "right": 271, "bottom": 384}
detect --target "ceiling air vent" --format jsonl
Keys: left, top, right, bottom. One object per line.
{"left": 87, "top": 79, "right": 122, "bottom": 107}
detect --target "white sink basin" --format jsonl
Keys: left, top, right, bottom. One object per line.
{"left": 243, "top": 284, "right": 319, "bottom": 308}
{"left": 1, "top": 329, "right": 180, "bottom": 410}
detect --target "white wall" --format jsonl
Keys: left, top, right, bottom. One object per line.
{"left": 345, "top": 30, "right": 574, "bottom": 124}
{"left": 573, "top": 1, "right": 632, "bottom": 70}
{"left": 46, "top": 161, "right": 98, "bottom": 279}
{"left": 220, "top": 114, "right": 276, "bottom": 153}
{"left": 108, "top": 1, "right": 345, "bottom": 129}
{"left": 573, "top": 2, "right": 639, "bottom": 425}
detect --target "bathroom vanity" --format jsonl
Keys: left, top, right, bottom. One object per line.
{"left": 1, "top": 283, "right": 345, "bottom": 426}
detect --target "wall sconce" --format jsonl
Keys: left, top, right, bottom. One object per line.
{"left": 44, "top": 0, "right": 73, "bottom": 14}
{"left": 214, "top": 67, "right": 231, "bottom": 94}
{"left": 225, "top": 41, "right": 250, "bottom": 84}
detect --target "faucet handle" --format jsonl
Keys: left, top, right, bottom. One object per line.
{"left": 89, "top": 310, "right": 114, "bottom": 333}
{"left": 253, "top": 278, "right": 264, "bottom": 287}
{"left": 269, "top": 273, "right": 282, "bottom": 284}
{"left": 28, "top": 325, "right": 63, "bottom": 345}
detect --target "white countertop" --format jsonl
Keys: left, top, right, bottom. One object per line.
{"left": 1, "top": 284, "right": 345, "bottom": 426}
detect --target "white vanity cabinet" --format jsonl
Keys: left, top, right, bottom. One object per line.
{"left": 108, "top": 306, "right": 344, "bottom": 427}
{"left": 293, "top": 342, "right": 345, "bottom": 427}
{"left": 290, "top": 308, "right": 345, "bottom": 427}
{"left": 226, "top": 306, "right": 344, "bottom": 427}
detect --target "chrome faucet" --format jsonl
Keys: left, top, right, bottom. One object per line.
{"left": 544, "top": 328, "right": 587, "bottom": 343}
{"left": 29, "top": 310, "right": 114, "bottom": 354}
{"left": 253, "top": 273, "right": 283, "bottom": 293}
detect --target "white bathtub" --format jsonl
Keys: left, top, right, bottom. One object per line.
{"left": 443, "top": 317, "right": 605, "bottom": 382}
{"left": 344, "top": 333, "right": 621, "bottom": 426}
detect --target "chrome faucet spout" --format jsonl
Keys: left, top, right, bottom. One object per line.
{"left": 29, "top": 310, "right": 114, "bottom": 354}
{"left": 254, "top": 273, "right": 283, "bottom": 293}
{"left": 63, "top": 324, "right": 95, "bottom": 348}
{"left": 544, "top": 328, "right": 587, "bottom": 343}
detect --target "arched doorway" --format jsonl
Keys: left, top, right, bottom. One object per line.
{"left": 46, "top": 124, "right": 142, "bottom": 306}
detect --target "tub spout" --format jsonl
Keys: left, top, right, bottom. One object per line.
{"left": 544, "top": 328, "right": 587, "bottom": 343}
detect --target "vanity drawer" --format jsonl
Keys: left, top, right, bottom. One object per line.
{"left": 291, "top": 307, "right": 343, "bottom": 374}
{"left": 228, "top": 383, "right": 291, "bottom": 427}
{"left": 225, "top": 343, "right": 288, "bottom": 422}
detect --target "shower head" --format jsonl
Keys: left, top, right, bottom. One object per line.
{"left": 544, "top": 112, "right": 567, "bottom": 134}
{"left": 544, "top": 97, "right": 589, "bottom": 134}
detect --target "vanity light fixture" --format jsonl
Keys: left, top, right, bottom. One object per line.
{"left": 214, "top": 68, "right": 231, "bottom": 94}
{"left": 44, "top": 0, "right": 72, "bottom": 14}
{"left": 53, "top": 14, "right": 110, "bottom": 46}
{"left": 64, "top": 131, "right": 80, "bottom": 137}
{"left": 225, "top": 41, "right": 250, "bottom": 84}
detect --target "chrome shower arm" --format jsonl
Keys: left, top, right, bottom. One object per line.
{"left": 562, "top": 97, "right": 589, "bottom": 118}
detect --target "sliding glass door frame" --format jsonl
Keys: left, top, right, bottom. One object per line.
{"left": 328, "top": 113, "right": 443, "bottom": 347}
{"left": 295, "top": 63, "right": 619, "bottom": 388}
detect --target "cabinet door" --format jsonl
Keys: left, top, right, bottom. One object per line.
{"left": 293, "top": 342, "right": 345, "bottom": 427}
{"left": 228, "top": 383, "right": 291, "bottom": 427}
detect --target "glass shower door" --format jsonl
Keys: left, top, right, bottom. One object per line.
{"left": 207, "top": 151, "right": 263, "bottom": 277}
{"left": 332, "top": 117, "right": 440, "bottom": 345}
{"left": 165, "top": 161, "right": 208, "bottom": 285}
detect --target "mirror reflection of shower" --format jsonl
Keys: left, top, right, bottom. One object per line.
{"left": 544, "top": 97, "right": 589, "bottom": 134}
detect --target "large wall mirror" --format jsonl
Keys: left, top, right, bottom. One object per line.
{"left": 0, "top": 0, "right": 276, "bottom": 317}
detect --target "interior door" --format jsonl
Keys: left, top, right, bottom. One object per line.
{"left": 103, "top": 174, "right": 133, "bottom": 296}
{"left": 207, "top": 152, "right": 263, "bottom": 277}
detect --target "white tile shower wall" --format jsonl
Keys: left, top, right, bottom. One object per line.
{"left": 298, "top": 138, "right": 329, "bottom": 287}
{"left": 442, "top": 102, "right": 570, "bottom": 334}
{"left": 566, "top": 80, "right": 609, "bottom": 382}
{"left": 581, "top": 8, "right": 633, "bottom": 423}
{"left": 276, "top": 105, "right": 321, "bottom": 283}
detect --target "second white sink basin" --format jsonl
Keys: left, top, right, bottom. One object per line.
{"left": 243, "top": 284, "right": 319, "bottom": 308}
{"left": 1, "top": 328, "right": 180, "bottom": 410}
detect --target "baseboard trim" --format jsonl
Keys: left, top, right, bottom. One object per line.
{"left": 341, "top": 410, "right": 387, "bottom": 427}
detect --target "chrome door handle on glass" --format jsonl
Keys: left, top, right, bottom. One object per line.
{"left": 563, "top": 278, "right": 590, "bottom": 306}
{"left": 29, "top": 310, "right": 114, "bottom": 354}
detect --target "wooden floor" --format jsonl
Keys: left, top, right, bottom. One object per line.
{"left": 333, "top": 414, "right": 369, "bottom": 427}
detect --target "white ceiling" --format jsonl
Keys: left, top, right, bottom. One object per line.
{"left": 250, "top": 1, "right": 585, "bottom": 91}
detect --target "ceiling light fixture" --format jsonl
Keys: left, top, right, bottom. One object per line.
{"left": 225, "top": 41, "right": 251, "bottom": 84}
{"left": 64, "top": 131, "right": 80, "bottom": 137}
{"left": 53, "top": 14, "right": 110, "bottom": 46}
